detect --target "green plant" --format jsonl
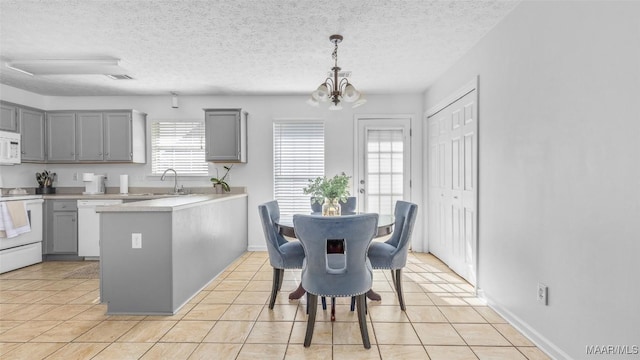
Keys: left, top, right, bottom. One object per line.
{"left": 303, "top": 172, "right": 351, "bottom": 204}
{"left": 35, "top": 170, "right": 56, "bottom": 187}
{"left": 210, "top": 165, "right": 233, "bottom": 192}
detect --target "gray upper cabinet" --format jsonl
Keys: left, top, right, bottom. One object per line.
{"left": 47, "top": 112, "right": 77, "bottom": 161}
{"left": 204, "top": 109, "right": 247, "bottom": 163}
{"left": 18, "top": 107, "right": 46, "bottom": 162}
{"left": 46, "top": 109, "right": 146, "bottom": 163}
{"left": 104, "top": 112, "right": 132, "bottom": 161}
{"left": 0, "top": 102, "right": 18, "bottom": 132}
{"left": 77, "top": 112, "right": 104, "bottom": 161}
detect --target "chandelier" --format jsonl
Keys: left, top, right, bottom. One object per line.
{"left": 307, "top": 34, "right": 366, "bottom": 110}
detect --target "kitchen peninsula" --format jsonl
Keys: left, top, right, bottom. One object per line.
{"left": 97, "top": 193, "right": 247, "bottom": 315}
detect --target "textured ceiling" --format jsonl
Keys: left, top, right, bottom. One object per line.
{"left": 0, "top": 0, "right": 520, "bottom": 96}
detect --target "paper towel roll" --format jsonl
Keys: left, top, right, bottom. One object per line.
{"left": 119, "top": 174, "right": 129, "bottom": 194}
{"left": 82, "top": 173, "right": 94, "bottom": 181}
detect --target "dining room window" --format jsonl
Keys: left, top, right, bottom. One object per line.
{"left": 150, "top": 121, "right": 208, "bottom": 175}
{"left": 273, "top": 121, "right": 324, "bottom": 216}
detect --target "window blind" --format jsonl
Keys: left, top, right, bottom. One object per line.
{"left": 151, "top": 121, "right": 207, "bottom": 175}
{"left": 273, "top": 121, "right": 324, "bottom": 216}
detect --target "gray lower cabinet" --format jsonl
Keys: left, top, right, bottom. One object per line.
{"left": 19, "top": 107, "right": 46, "bottom": 162}
{"left": 204, "top": 109, "right": 247, "bottom": 163}
{"left": 1, "top": 102, "right": 18, "bottom": 132}
{"left": 45, "top": 200, "right": 78, "bottom": 254}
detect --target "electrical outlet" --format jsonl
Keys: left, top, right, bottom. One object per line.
{"left": 132, "top": 233, "right": 142, "bottom": 249}
{"left": 537, "top": 283, "right": 548, "bottom": 305}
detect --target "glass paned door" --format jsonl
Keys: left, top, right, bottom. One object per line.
{"left": 357, "top": 117, "right": 411, "bottom": 216}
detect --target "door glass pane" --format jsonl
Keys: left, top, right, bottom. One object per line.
{"left": 365, "top": 129, "right": 404, "bottom": 215}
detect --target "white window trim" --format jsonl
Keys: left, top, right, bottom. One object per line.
{"left": 273, "top": 119, "right": 325, "bottom": 216}
{"left": 147, "top": 119, "right": 210, "bottom": 179}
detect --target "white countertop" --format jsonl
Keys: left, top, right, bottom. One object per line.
{"left": 0, "top": 195, "right": 43, "bottom": 201}
{"left": 95, "top": 193, "right": 247, "bottom": 212}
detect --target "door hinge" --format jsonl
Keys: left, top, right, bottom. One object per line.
{"left": 409, "top": 128, "right": 412, "bottom": 137}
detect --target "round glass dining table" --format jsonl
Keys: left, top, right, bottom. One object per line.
{"left": 274, "top": 212, "right": 395, "bottom": 302}
{"left": 275, "top": 213, "right": 395, "bottom": 239}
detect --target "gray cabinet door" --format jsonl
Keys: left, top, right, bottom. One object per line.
{"left": 205, "top": 110, "right": 241, "bottom": 162}
{"left": 51, "top": 212, "right": 78, "bottom": 253}
{"left": 104, "top": 112, "right": 132, "bottom": 161}
{"left": 47, "top": 113, "right": 76, "bottom": 161}
{"left": 18, "top": 108, "right": 45, "bottom": 161}
{"left": 0, "top": 103, "right": 18, "bottom": 132}
{"left": 77, "top": 112, "right": 104, "bottom": 161}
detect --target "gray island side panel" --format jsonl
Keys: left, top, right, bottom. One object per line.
{"left": 100, "top": 212, "right": 173, "bottom": 314}
{"left": 172, "top": 195, "right": 248, "bottom": 309}
{"left": 100, "top": 194, "right": 248, "bottom": 315}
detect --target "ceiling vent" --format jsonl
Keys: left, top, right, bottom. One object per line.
{"left": 106, "top": 74, "right": 134, "bottom": 80}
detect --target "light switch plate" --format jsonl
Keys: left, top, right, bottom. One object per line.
{"left": 132, "top": 233, "right": 142, "bottom": 249}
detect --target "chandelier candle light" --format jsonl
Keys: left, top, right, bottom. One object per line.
{"left": 307, "top": 34, "right": 367, "bottom": 110}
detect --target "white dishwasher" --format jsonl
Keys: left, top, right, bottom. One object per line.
{"left": 77, "top": 199, "right": 123, "bottom": 258}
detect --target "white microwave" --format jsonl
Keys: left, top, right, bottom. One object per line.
{"left": 0, "top": 130, "right": 21, "bottom": 165}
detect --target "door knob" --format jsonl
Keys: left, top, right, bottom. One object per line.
{"left": 360, "top": 180, "right": 365, "bottom": 185}
{"left": 359, "top": 188, "right": 365, "bottom": 194}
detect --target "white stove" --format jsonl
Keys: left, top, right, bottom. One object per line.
{"left": 0, "top": 196, "right": 44, "bottom": 273}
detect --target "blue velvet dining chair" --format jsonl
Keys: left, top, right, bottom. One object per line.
{"left": 293, "top": 213, "right": 378, "bottom": 348}
{"left": 367, "top": 201, "right": 418, "bottom": 311}
{"left": 338, "top": 196, "right": 357, "bottom": 214}
{"left": 258, "top": 201, "right": 305, "bottom": 309}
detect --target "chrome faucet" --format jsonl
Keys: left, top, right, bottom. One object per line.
{"left": 160, "top": 168, "right": 179, "bottom": 194}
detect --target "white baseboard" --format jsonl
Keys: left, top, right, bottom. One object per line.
{"left": 478, "top": 289, "right": 573, "bottom": 360}
{"left": 247, "top": 245, "right": 267, "bottom": 252}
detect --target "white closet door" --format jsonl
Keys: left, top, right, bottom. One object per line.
{"left": 427, "top": 89, "right": 478, "bottom": 285}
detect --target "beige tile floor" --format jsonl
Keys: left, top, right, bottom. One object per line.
{"left": 0, "top": 252, "right": 551, "bottom": 359}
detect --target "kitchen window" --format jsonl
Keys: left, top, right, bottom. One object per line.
{"left": 150, "top": 121, "right": 207, "bottom": 175}
{"left": 273, "top": 121, "right": 324, "bottom": 216}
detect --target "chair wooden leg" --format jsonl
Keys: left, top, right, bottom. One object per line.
{"left": 395, "top": 268, "right": 406, "bottom": 311}
{"left": 350, "top": 296, "right": 356, "bottom": 311}
{"left": 390, "top": 269, "right": 396, "bottom": 289}
{"left": 330, "top": 297, "right": 336, "bottom": 321}
{"left": 321, "top": 296, "right": 327, "bottom": 310}
{"left": 304, "top": 294, "right": 318, "bottom": 347}
{"left": 356, "top": 294, "right": 371, "bottom": 349}
{"left": 269, "top": 267, "right": 280, "bottom": 309}
{"left": 277, "top": 268, "right": 284, "bottom": 291}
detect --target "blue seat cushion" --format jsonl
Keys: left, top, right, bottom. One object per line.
{"left": 367, "top": 241, "right": 397, "bottom": 269}
{"left": 279, "top": 240, "right": 305, "bottom": 268}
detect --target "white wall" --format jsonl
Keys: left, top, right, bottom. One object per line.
{"left": 424, "top": 1, "right": 640, "bottom": 359}
{"left": 0, "top": 85, "right": 423, "bottom": 251}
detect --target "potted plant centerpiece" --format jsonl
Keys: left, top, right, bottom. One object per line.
{"left": 303, "top": 172, "right": 351, "bottom": 216}
{"left": 210, "top": 165, "right": 233, "bottom": 194}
